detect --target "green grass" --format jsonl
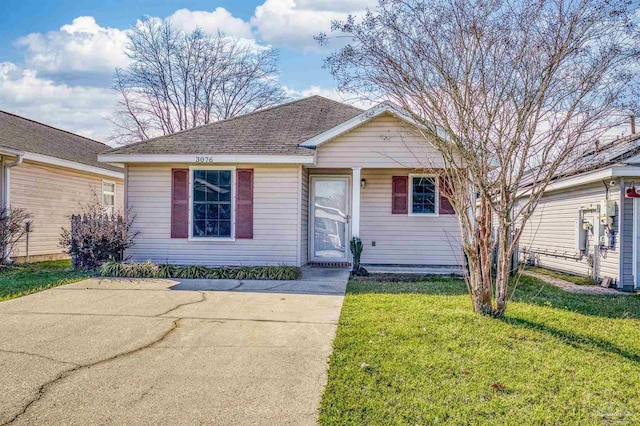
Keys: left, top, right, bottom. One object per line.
{"left": 320, "top": 276, "right": 640, "bottom": 425}
{"left": 0, "top": 259, "right": 90, "bottom": 301}
{"left": 524, "top": 265, "right": 595, "bottom": 286}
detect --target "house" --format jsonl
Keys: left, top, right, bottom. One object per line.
{"left": 0, "top": 111, "right": 124, "bottom": 262}
{"left": 98, "top": 96, "right": 462, "bottom": 268}
{"left": 518, "top": 128, "right": 640, "bottom": 291}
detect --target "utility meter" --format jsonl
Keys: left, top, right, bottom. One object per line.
{"left": 599, "top": 200, "right": 615, "bottom": 228}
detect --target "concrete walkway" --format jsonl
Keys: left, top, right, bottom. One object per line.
{"left": 523, "top": 271, "right": 634, "bottom": 295}
{"left": 0, "top": 267, "right": 349, "bottom": 425}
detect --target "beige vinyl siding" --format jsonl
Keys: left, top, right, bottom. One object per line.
{"left": 315, "top": 114, "right": 446, "bottom": 169}
{"left": 519, "top": 182, "right": 621, "bottom": 283}
{"left": 9, "top": 160, "right": 124, "bottom": 258}
{"left": 126, "top": 164, "right": 300, "bottom": 266}
{"left": 359, "top": 169, "right": 461, "bottom": 265}
{"left": 300, "top": 167, "right": 309, "bottom": 265}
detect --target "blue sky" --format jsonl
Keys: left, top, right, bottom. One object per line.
{"left": 0, "top": 0, "right": 375, "bottom": 142}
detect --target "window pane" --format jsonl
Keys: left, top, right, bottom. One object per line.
{"left": 412, "top": 177, "right": 436, "bottom": 214}
{"left": 103, "top": 194, "right": 115, "bottom": 207}
{"left": 102, "top": 182, "right": 115, "bottom": 193}
{"left": 192, "top": 169, "right": 232, "bottom": 237}
{"left": 194, "top": 204, "right": 206, "bottom": 220}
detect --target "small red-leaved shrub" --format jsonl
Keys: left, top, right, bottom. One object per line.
{"left": 60, "top": 199, "right": 138, "bottom": 270}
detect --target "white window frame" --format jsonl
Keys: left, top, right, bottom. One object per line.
{"left": 408, "top": 173, "right": 439, "bottom": 216}
{"left": 101, "top": 180, "right": 116, "bottom": 216}
{"left": 188, "top": 166, "right": 236, "bottom": 241}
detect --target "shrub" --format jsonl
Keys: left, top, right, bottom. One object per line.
{"left": 0, "top": 207, "right": 32, "bottom": 263}
{"left": 100, "top": 261, "right": 301, "bottom": 280}
{"left": 60, "top": 196, "right": 138, "bottom": 270}
{"left": 350, "top": 236, "right": 368, "bottom": 276}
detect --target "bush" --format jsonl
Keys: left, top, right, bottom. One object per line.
{"left": 0, "top": 207, "right": 32, "bottom": 263}
{"left": 100, "top": 261, "right": 301, "bottom": 280}
{"left": 60, "top": 198, "right": 138, "bottom": 270}
{"left": 350, "top": 236, "right": 368, "bottom": 276}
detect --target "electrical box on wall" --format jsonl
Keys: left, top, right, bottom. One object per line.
{"left": 599, "top": 200, "right": 615, "bottom": 227}
{"left": 575, "top": 219, "right": 587, "bottom": 251}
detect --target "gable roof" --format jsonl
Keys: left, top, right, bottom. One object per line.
{"left": 0, "top": 110, "right": 123, "bottom": 174}
{"left": 105, "top": 96, "right": 363, "bottom": 158}
{"left": 298, "top": 101, "right": 425, "bottom": 148}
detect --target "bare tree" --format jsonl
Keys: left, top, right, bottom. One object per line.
{"left": 110, "top": 19, "right": 286, "bottom": 144}
{"left": 0, "top": 207, "right": 32, "bottom": 263}
{"left": 319, "top": 0, "right": 639, "bottom": 316}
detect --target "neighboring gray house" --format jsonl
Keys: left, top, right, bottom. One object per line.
{"left": 0, "top": 111, "right": 124, "bottom": 262}
{"left": 99, "top": 96, "right": 462, "bottom": 268}
{"left": 519, "top": 131, "right": 640, "bottom": 291}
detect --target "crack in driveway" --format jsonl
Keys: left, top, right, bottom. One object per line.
{"left": 155, "top": 291, "right": 206, "bottom": 317}
{"left": 0, "top": 349, "right": 79, "bottom": 367}
{"left": 2, "top": 291, "right": 209, "bottom": 426}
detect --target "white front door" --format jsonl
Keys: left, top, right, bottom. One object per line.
{"left": 310, "top": 176, "right": 350, "bottom": 262}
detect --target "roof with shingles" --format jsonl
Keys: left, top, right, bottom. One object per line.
{"left": 106, "top": 96, "right": 364, "bottom": 156}
{"left": 0, "top": 110, "right": 122, "bottom": 173}
{"left": 521, "top": 133, "right": 640, "bottom": 188}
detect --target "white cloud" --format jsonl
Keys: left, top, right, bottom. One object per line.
{"left": 2, "top": 3, "right": 381, "bottom": 142}
{"left": 0, "top": 62, "right": 117, "bottom": 142}
{"left": 167, "top": 8, "right": 253, "bottom": 39}
{"left": 283, "top": 85, "right": 375, "bottom": 109}
{"left": 252, "top": 0, "right": 375, "bottom": 51}
{"left": 16, "top": 17, "right": 130, "bottom": 76}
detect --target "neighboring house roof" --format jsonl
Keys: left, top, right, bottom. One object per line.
{"left": 0, "top": 110, "right": 123, "bottom": 174}
{"left": 520, "top": 133, "right": 640, "bottom": 193}
{"left": 575, "top": 134, "right": 640, "bottom": 171}
{"left": 105, "top": 96, "right": 363, "bottom": 157}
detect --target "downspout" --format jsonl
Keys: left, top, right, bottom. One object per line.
{"left": 2, "top": 152, "right": 24, "bottom": 263}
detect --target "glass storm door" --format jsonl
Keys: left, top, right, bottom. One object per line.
{"left": 311, "top": 177, "right": 350, "bottom": 262}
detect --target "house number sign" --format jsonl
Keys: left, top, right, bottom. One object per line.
{"left": 195, "top": 156, "right": 217, "bottom": 163}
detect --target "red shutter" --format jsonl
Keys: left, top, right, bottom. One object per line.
{"left": 171, "top": 169, "right": 189, "bottom": 238}
{"left": 439, "top": 176, "right": 455, "bottom": 215}
{"left": 392, "top": 176, "right": 408, "bottom": 214}
{"left": 236, "top": 169, "right": 254, "bottom": 239}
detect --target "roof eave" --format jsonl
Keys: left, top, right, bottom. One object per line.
{"left": 519, "top": 165, "right": 640, "bottom": 196}
{"left": 98, "top": 154, "right": 316, "bottom": 165}
{"left": 0, "top": 145, "right": 25, "bottom": 157}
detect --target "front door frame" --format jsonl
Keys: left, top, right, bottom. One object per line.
{"left": 309, "top": 175, "right": 351, "bottom": 263}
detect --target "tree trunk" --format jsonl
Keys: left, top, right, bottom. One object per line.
{"left": 467, "top": 196, "right": 494, "bottom": 315}
{"left": 494, "top": 223, "right": 511, "bottom": 317}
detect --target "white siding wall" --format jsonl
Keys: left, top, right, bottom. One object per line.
{"left": 359, "top": 169, "right": 462, "bottom": 265}
{"left": 519, "top": 182, "right": 621, "bottom": 282}
{"left": 311, "top": 116, "right": 461, "bottom": 266}
{"left": 9, "top": 160, "right": 124, "bottom": 259}
{"left": 126, "top": 164, "right": 300, "bottom": 266}
{"left": 315, "top": 114, "right": 446, "bottom": 169}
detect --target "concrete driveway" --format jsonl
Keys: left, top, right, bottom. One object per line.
{"left": 0, "top": 268, "right": 348, "bottom": 425}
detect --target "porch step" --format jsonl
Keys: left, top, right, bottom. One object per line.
{"left": 363, "top": 264, "right": 464, "bottom": 276}
{"left": 308, "top": 262, "right": 351, "bottom": 268}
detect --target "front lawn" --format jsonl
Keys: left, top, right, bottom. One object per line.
{"left": 0, "top": 259, "right": 90, "bottom": 301}
{"left": 320, "top": 275, "right": 640, "bottom": 425}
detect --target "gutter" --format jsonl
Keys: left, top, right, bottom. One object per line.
{"left": 1, "top": 148, "right": 25, "bottom": 263}
{"left": 517, "top": 166, "right": 640, "bottom": 198}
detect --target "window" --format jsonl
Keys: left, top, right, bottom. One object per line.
{"left": 410, "top": 175, "right": 438, "bottom": 215}
{"left": 192, "top": 169, "right": 233, "bottom": 238}
{"left": 102, "top": 181, "right": 115, "bottom": 216}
